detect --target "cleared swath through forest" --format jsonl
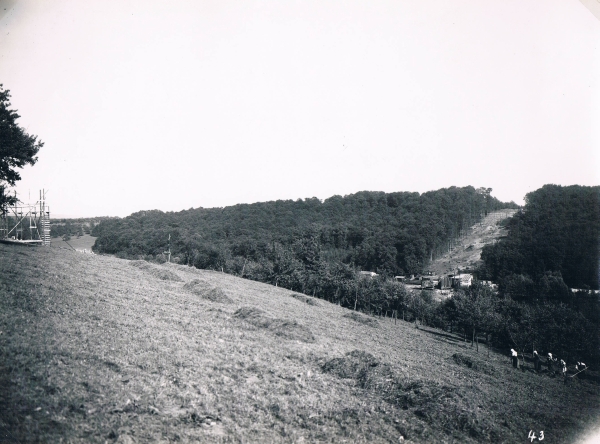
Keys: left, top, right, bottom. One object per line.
{"left": 427, "top": 209, "right": 518, "bottom": 276}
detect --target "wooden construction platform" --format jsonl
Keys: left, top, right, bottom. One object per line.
{"left": 0, "top": 238, "right": 43, "bottom": 246}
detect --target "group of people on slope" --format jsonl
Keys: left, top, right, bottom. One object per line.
{"left": 511, "top": 349, "right": 587, "bottom": 383}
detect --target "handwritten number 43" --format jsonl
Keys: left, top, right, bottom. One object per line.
{"left": 529, "top": 430, "right": 545, "bottom": 442}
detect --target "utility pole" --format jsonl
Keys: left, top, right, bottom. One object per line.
{"left": 164, "top": 233, "right": 171, "bottom": 263}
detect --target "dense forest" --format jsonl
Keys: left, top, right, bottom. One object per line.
{"left": 92, "top": 186, "right": 513, "bottom": 282}
{"left": 468, "top": 185, "right": 600, "bottom": 363}
{"left": 480, "top": 184, "right": 600, "bottom": 292}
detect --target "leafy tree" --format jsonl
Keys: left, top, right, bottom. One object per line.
{"left": 502, "top": 301, "right": 535, "bottom": 368}
{"left": 407, "top": 290, "right": 435, "bottom": 328}
{"left": 0, "top": 85, "right": 44, "bottom": 211}
{"left": 453, "top": 283, "right": 499, "bottom": 353}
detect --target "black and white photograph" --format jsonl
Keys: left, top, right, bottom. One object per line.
{"left": 0, "top": 0, "right": 599, "bottom": 442}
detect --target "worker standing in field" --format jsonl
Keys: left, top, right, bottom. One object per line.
{"left": 560, "top": 359, "right": 568, "bottom": 384}
{"left": 533, "top": 350, "right": 541, "bottom": 372}
{"left": 576, "top": 362, "right": 587, "bottom": 380}
{"left": 547, "top": 353, "right": 556, "bottom": 376}
{"left": 511, "top": 349, "right": 519, "bottom": 369}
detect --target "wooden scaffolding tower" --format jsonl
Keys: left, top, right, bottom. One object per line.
{"left": 0, "top": 189, "right": 51, "bottom": 246}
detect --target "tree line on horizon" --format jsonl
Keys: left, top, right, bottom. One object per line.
{"left": 92, "top": 186, "right": 512, "bottom": 282}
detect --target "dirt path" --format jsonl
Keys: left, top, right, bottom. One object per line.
{"left": 428, "top": 209, "right": 518, "bottom": 276}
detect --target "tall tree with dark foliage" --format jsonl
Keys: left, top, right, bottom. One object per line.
{"left": 0, "top": 85, "right": 44, "bottom": 212}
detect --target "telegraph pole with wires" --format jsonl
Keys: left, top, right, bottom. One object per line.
{"left": 164, "top": 233, "right": 171, "bottom": 263}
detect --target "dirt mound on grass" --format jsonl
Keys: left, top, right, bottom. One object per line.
{"left": 153, "top": 269, "right": 184, "bottom": 281}
{"left": 343, "top": 311, "right": 378, "bottom": 327}
{"left": 291, "top": 293, "right": 319, "bottom": 306}
{"left": 452, "top": 353, "right": 496, "bottom": 375}
{"left": 130, "top": 260, "right": 183, "bottom": 282}
{"left": 183, "top": 279, "right": 233, "bottom": 304}
{"left": 233, "top": 307, "right": 315, "bottom": 343}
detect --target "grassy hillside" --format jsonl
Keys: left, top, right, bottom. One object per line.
{"left": 0, "top": 244, "right": 598, "bottom": 443}
{"left": 50, "top": 234, "right": 97, "bottom": 251}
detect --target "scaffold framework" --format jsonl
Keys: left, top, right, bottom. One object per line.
{"left": 0, "top": 189, "right": 50, "bottom": 246}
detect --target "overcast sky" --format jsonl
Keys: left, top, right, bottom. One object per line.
{"left": 1, "top": 0, "right": 599, "bottom": 217}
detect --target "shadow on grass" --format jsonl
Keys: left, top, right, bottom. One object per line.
{"left": 452, "top": 353, "right": 496, "bottom": 375}
{"left": 416, "top": 326, "right": 462, "bottom": 343}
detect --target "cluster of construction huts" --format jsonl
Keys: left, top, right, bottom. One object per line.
{"left": 397, "top": 273, "right": 477, "bottom": 290}
{"left": 359, "top": 271, "right": 483, "bottom": 291}
{"left": 359, "top": 271, "right": 599, "bottom": 296}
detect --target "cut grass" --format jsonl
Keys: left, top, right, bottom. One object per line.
{"left": 343, "top": 311, "right": 379, "bottom": 327}
{"left": 0, "top": 243, "right": 598, "bottom": 443}
{"left": 183, "top": 279, "right": 233, "bottom": 304}
{"left": 291, "top": 293, "right": 319, "bottom": 306}
{"left": 234, "top": 307, "right": 315, "bottom": 343}
{"left": 321, "top": 350, "right": 499, "bottom": 441}
{"left": 130, "top": 260, "right": 183, "bottom": 282}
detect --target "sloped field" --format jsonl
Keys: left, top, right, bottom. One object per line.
{"left": 0, "top": 244, "right": 598, "bottom": 443}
